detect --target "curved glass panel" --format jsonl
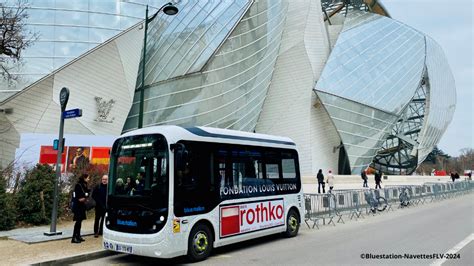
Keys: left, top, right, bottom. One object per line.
{"left": 124, "top": 0, "right": 286, "bottom": 133}
{"left": 372, "top": 36, "right": 456, "bottom": 173}
{"left": 0, "top": 0, "right": 166, "bottom": 101}
{"left": 372, "top": 74, "right": 427, "bottom": 175}
{"left": 417, "top": 37, "right": 456, "bottom": 162}
{"left": 315, "top": 11, "right": 425, "bottom": 114}
{"left": 315, "top": 91, "right": 398, "bottom": 174}
{"left": 139, "top": 1, "right": 251, "bottom": 87}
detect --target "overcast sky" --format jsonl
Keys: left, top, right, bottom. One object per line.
{"left": 380, "top": 0, "right": 473, "bottom": 157}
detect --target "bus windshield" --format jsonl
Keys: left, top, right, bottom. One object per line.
{"left": 110, "top": 134, "right": 168, "bottom": 205}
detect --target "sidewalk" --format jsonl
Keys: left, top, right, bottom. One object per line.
{"left": 1, "top": 219, "right": 104, "bottom": 265}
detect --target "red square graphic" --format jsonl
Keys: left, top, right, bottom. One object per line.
{"left": 221, "top": 206, "right": 240, "bottom": 237}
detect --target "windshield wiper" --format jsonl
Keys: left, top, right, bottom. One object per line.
{"left": 136, "top": 204, "right": 155, "bottom": 212}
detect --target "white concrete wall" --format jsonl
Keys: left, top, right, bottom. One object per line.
{"left": 53, "top": 41, "right": 131, "bottom": 135}
{"left": 256, "top": 0, "right": 340, "bottom": 176}
{"left": 0, "top": 26, "right": 143, "bottom": 168}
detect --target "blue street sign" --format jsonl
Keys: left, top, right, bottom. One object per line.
{"left": 53, "top": 138, "right": 65, "bottom": 152}
{"left": 53, "top": 139, "right": 59, "bottom": 150}
{"left": 63, "top": 108, "right": 82, "bottom": 119}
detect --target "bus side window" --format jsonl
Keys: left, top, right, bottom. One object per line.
{"left": 282, "top": 157, "right": 296, "bottom": 179}
{"left": 265, "top": 163, "right": 280, "bottom": 179}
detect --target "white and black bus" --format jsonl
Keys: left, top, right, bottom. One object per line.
{"left": 103, "top": 126, "right": 303, "bottom": 261}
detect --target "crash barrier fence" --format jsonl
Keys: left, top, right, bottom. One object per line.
{"left": 303, "top": 180, "right": 472, "bottom": 229}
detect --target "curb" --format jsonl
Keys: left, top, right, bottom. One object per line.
{"left": 31, "top": 250, "right": 115, "bottom": 265}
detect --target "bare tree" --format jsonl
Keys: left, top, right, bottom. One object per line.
{"left": 0, "top": 0, "right": 36, "bottom": 81}
{"left": 458, "top": 148, "right": 474, "bottom": 172}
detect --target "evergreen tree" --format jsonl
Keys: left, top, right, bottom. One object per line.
{"left": 16, "top": 164, "right": 57, "bottom": 225}
{"left": 0, "top": 176, "right": 15, "bottom": 230}
{"left": 424, "top": 146, "right": 450, "bottom": 164}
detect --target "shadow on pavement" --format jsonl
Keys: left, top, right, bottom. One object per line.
{"left": 108, "top": 233, "right": 285, "bottom": 264}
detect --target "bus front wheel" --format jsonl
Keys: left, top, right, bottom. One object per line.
{"left": 284, "top": 209, "right": 300, "bottom": 237}
{"left": 187, "top": 223, "right": 213, "bottom": 262}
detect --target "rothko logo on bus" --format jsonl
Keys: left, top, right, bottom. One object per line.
{"left": 220, "top": 199, "right": 284, "bottom": 237}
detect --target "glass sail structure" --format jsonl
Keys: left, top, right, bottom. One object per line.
{"left": 315, "top": 11, "right": 456, "bottom": 174}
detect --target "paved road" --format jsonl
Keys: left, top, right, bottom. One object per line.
{"left": 75, "top": 194, "right": 474, "bottom": 265}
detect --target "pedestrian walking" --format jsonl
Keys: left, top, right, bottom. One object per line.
{"left": 361, "top": 169, "right": 368, "bottom": 188}
{"left": 450, "top": 172, "right": 455, "bottom": 182}
{"left": 326, "top": 170, "right": 335, "bottom": 193}
{"left": 374, "top": 171, "right": 382, "bottom": 189}
{"left": 72, "top": 173, "right": 90, "bottom": 244}
{"left": 316, "top": 169, "right": 325, "bottom": 193}
{"left": 92, "top": 174, "right": 108, "bottom": 238}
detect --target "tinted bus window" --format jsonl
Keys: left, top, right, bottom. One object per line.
{"left": 174, "top": 141, "right": 218, "bottom": 217}
{"left": 282, "top": 151, "right": 297, "bottom": 179}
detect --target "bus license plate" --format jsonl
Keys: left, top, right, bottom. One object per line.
{"left": 115, "top": 244, "right": 133, "bottom": 254}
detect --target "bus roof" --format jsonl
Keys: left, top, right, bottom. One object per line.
{"left": 120, "top": 125, "right": 296, "bottom": 148}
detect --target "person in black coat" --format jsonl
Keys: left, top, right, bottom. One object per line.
{"left": 361, "top": 170, "right": 368, "bottom": 188}
{"left": 317, "top": 169, "right": 325, "bottom": 193}
{"left": 72, "top": 173, "right": 90, "bottom": 244}
{"left": 374, "top": 171, "right": 382, "bottom": 189}
{"left": 450, "top": 172, "right": 456, "bottom": 182}
{"left": 92, "top": 175, "right": 108, "bottom": 237}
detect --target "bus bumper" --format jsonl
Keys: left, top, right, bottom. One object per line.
{"left": 102, "top": 229, "right": 185, "bottom": 259}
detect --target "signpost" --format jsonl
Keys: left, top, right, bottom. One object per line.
{"left": 45, "top": 87, "right": 72, "bottom": 236}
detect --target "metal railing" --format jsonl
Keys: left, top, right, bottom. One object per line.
{"left": 303, "top": 180, "right": 472, "bottom": 229}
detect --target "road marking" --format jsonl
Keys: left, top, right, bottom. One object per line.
{"left": 430, "top": 233, "right": 474, "bottom": 266}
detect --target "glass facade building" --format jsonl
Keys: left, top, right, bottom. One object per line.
{"left": 125, "top": 1, "right": 455, "bottom": 174}
{"left": 0, "top": 0, "right": 456, "bottom": 175}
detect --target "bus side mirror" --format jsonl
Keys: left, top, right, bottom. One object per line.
{"left": 172, "top": 143, "right": 188, "bottom": 172}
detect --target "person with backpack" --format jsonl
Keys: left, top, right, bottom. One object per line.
{"left": 316, "top": 169, "right": 325, "bottom": 193}
{"left": 71, "top": 173, "right": 90, "bottom": 244}
{"left": 92, "top": 175, "right": 108, "bottom": 238}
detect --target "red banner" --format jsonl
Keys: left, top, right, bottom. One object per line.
{"left": 433, "top": 170, "right": 447, "bottom": 176}
{"left": 91, "top": 147, "right": 111, "bottom": 165}
{"left": 39, "top": 146, "right": 67, "bottom": 172}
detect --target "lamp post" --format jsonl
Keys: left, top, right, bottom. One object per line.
{"left": 138, "top": 2, "right": 179, "bottom": 129}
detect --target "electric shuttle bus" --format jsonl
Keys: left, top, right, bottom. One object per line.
{"left": 103, "top": 126, "right": 303, "bottom": 261}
